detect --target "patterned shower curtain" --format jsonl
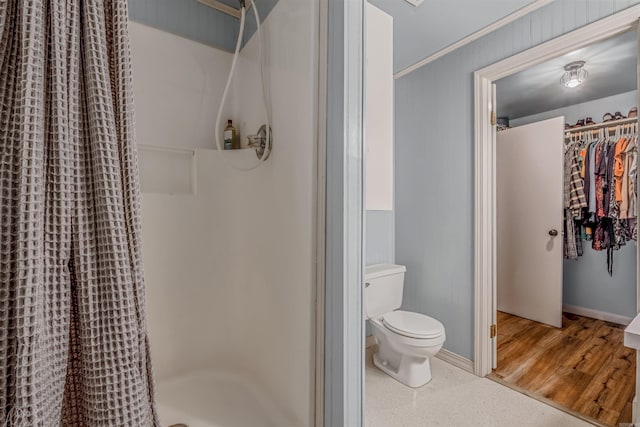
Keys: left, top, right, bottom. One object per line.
{"left": 0, "top": 1, "right": 158, "bottom": 425}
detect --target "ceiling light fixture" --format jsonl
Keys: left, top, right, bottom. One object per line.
{"left": 561, "top": 61, "right": 588, "bottom": 88}
{"left": 404, "top": 0, "right": 424, "bottom": 6}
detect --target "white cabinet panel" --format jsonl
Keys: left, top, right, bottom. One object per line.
{"left": 365, "top": 3, "right": 393, "bottom": 211}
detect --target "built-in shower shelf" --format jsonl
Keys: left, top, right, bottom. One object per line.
{"left": 138, "top": 144, "right": 196, "bottom": 194}
{"left": 138, "top": 144, "right": 255, "bottom": 154}
{"left": 138, "top": 144, "right": 262, "bottom": 195}
{"left": 137, "top": 144, "right": 260, "bottom": 195}
{"left": 197, "top": 147, "right": 258, "bottom": 154}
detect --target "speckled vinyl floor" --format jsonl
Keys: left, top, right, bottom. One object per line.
{"left": 365, "top": 346, "right": 592, "bottom": 427}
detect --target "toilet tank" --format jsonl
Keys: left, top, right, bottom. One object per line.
{"left": 364, "top": 264, "right": 407, "bottom": 319}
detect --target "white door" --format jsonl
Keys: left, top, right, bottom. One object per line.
{"left": 496, "top": 116, "right": 564, "bottom": 329}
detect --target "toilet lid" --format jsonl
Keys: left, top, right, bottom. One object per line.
{"left": 382, "top": 311, "right": 444, "bottom": 339}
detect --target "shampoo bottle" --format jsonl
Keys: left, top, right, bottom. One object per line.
{"left": 224, "top": 120, "right": 237, "bottom": 150}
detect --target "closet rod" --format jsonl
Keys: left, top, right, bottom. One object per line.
{"left": 564, "top": 116, "right": 638, "bottom": 134}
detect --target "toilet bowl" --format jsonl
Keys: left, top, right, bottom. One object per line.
{"left": 365, "top": 264, "right": 446, "bottom": 388}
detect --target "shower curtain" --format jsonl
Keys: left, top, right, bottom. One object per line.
{"left": 0, "top": 1, "right": 158, "bottom": 425}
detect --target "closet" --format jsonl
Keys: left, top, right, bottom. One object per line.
{"left": 491, "top": 28, "right": 637, "bottom": 427}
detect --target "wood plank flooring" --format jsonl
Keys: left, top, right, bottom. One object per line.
{"left": 492, "top": 311, "right": 635, "bottom": 426}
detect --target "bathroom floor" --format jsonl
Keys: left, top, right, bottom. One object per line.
{"left": 491, "top": 311, "right": 635, "bottom": 427}
{"left": 365, "top": 345, "right": 591, "bottom": 427}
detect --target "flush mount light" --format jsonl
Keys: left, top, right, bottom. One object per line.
{"left": 560, "top": 61, "right": 588, "bottom": 88}
{"left": 404, "top": 0, "right": 424, "bottom": 6}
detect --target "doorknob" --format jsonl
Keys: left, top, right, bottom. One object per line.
{"left": 548, "top": 229, "right": 559, "bottom": 237}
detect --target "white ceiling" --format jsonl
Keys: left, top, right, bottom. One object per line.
{"left": 497, "top": 30, "right": 637, "bottom": 120}
{"left": 368, "top": 0, "right": 536, "bottom": 72}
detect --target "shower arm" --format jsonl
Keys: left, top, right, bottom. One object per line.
{"left": 196, "top": 0, "right": 253, "bottom": 19}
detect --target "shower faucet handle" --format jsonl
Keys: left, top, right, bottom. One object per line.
{"left": 247, "top": 134, "right": 266, "bottom": 148}
{"left": 248, "top": 124, "right": 272, "bottom": 161}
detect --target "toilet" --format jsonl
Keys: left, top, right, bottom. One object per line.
{"left": 365, "top": 264, "right": 446, "bottom": 388}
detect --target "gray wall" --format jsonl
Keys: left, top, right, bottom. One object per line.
{"left": 506, "top": 90, "right": 638, "bottom": 319}
{"left": 128, "top": 0, "right": 279, "bottom": 52}
{"left": 564, "top": 241, "right": 637, "bottom": 318}
{"left": 365, "top": 210, "right": 394, "bottom": 336}
{"left": 366, "top": 211, "right": 394, "bottom": 265}
{"left": 395, "top": 0, "right": 640, "bottom": 360}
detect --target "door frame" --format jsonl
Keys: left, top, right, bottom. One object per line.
{"left": 315, "top": 0, "right": 327, "bottom": 425}
{"left": 321, "top": 0, "right": 365, "bottom": 426}
{"left": 473, "top": 6, "right": 640, "bottom": 377}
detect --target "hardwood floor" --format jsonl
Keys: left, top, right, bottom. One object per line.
{"left": 492, "top": 311, "right": 636, "bottom": 426}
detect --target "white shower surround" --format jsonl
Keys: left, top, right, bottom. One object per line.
{"left": 130, "top": 0, "right": 318, "bottom": 423}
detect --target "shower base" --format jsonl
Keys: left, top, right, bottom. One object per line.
{"left": 156, "top": 370, "right": 292, "bottom": 427}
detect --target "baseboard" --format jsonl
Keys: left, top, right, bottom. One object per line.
{"left": 435, "top": 348, "right": 474, "bottom": 374}
{"left": 563, "top": 304, "right": 632, "bottom": 326}
{"left": 365, "top": 335, "right": 377, "bottom": 348}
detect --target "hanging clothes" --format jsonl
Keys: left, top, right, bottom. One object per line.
{"left": 563, "top": 123, "right": 638, "bottom": 275}
{"left": 614, "top": 136, "right": 629, "bottom": 204}
{"left": 587, "top": 141, "right": 598, "bottom": 216}
{"left": 567, "top": 142, "right": 588, "bottom": 214}
{"left": 564, "top": 141, "right": 587, "bottom": 259}
{"left": 594, "top": 140, "right": 611, "bottom": 220}
{"left": 621, "top": 136, "right": 637, "bottom": 219}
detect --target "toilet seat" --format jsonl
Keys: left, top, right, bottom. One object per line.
{"left": 382, "top": 310, "right": 444, "bottom": 339}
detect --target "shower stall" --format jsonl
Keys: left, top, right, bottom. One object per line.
{"left": 129, "top": 0, "right": 320, "bottom": 425}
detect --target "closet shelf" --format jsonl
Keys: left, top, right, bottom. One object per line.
{"left": 564, "top": 116, "right": 638, "bottom": 134}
